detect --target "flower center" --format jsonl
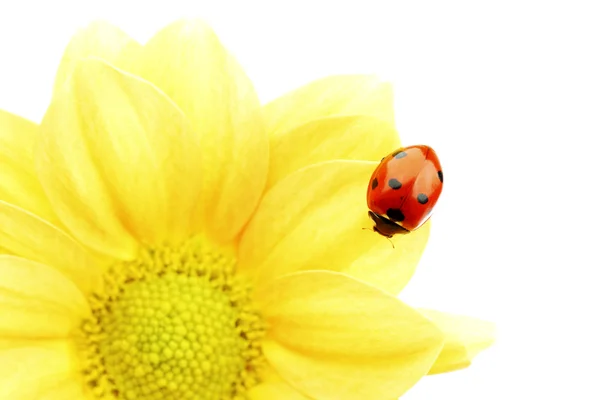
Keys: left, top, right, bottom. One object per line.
{"left": 77, "top": 237, "right": 265, "bottom": 400}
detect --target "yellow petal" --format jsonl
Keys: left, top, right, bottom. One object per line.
{"left": 267, "top": 115, "right": 400, "bottom": 189}
{"left": 53, "top": 20, "right": 142, "bottom": 94}
{"left": 0, "top": 339, "right": 85, "bottom": 399}
{"left": 37, "top": 379, "right": 87, "bottom": 400}
{"left": 0, "top": 201, "right": 103, "bottom": 294}
{"left": 239, "top": 160, "right": 425, "bottom": 290}
{"left": 420, "top": 309, "right": 496, "bottom": 375}
{"left": 0, "top": 110, "right": 60, "bottom": 225}
{"left": 0, "top": 337, "right": 62, "bottom": 350}
{"left": 248, "top": 362, "right": 312, "bottom": 399}
{"left": 346, "top": 220, "right": 431, "bottom": 295}
{"left": 249, "top": 380, "right": 312, "bottom": 400}
{"left": 134, "top": 19, "right": 268, "bottom": 244}
{"left": 0, "top": 255, "right": 89, "bottom": 338}
{"left": 39, "top": 58, "right": 203, "bottom": 255}
{"left": 263, "top": 75, "right": 395, "bottom": 136}
{"left": 255, "top": 271, "right": 444, "bottom": 400}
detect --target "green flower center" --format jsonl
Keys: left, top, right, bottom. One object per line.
{"left": 77, "top": 237, "right": 265, "bottom": 400}
{"left": 102, "top": 274, "right": 245, "bottom": 399}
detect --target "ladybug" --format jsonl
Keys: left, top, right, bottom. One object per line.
{"left": 366, "top": 145, "right": 443, "bottom": 238}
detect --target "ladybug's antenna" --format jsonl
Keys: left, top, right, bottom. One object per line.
{"left": 387, "top": 237, "right": 395, "bottom": 249}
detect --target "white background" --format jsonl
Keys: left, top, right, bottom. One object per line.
{"left": 1, "top": 1, "right": 599, "bottom": 399}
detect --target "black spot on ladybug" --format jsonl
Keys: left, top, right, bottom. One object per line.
{"left": 394, "top": 151, "right": 407, "bottom": 159}
{"left": 388, "top": 178, "right": 402, "bottom": 190}
{"left": 371, "top": 178, "right": 378, "bottom": 190}
{"left": 417, "top": 193, "right": 429, "bottom": 204}
{"left": 387, "top": 208, "right": 405, "bottom": 222}
{"left": 438, "top": 170, "right": 443, "bottom": 182}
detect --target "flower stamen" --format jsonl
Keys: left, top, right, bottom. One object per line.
{"left": 76, "top": 236, "right": 265, "bottom": 400}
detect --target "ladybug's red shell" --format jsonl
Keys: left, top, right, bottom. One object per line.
{"left": 367, "top": 145, "right": 443, "bottom": 233}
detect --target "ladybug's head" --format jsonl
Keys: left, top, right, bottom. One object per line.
{"left": 367, "top": 211, "right": 410, "bottom": 238}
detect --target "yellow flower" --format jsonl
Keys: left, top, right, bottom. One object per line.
{"left": 0, "top": 20, "right": 494, "bottom": 400}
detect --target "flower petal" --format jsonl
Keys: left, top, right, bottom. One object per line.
{"left": 39, "top": 58, "right": 203, "bottom": 255}
{"left": 247, "top": 362, "right": 311, "bottom": 399}
{"left": 238, "top": 160, "right": 374, "bottom": 283}
{"left": 0, "top": 110, "right": 60, "bottom": 225}
{"left": 36, "top": 379, "right": 87, "bottom": 400}
{"left": 248, "top": 380, "right": 312, "bottom": 400}
{"left": 0, "top": 339, "right": 85, "bottom": 399}
{"left": 345, "top": 220, "right": 431, "bottom": 295}
{"left": 0, "top": 255, "right": 89, "bottom": 338}
{"left": 134, "top": 19, "right": 268, "bottom": 243}
{"left": 255, "top": 271, "right": 444, "bottom": 400}
{"left": 53, "top": 20, "right": 142, "bottom": 93}
{"left": 267, "top": 115, "right": 400, "bottom": 189}
{"left": 239, "top": 160, "right": 426, "bottom": 289}
{"left": 263, "top": 75, "right": 395, "bottom": 136}
{"left": 419, "top": 309, "right": 496, "bottom": 375}
{"left": 0, "top": 201, "right": 103, "bottom": 294}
